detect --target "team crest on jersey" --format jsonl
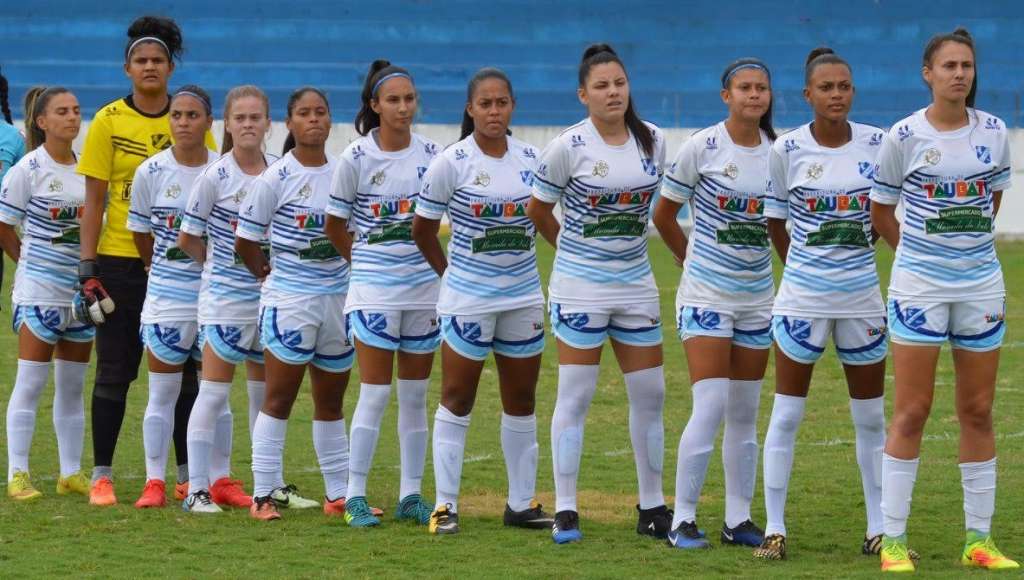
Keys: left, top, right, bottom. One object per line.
{"left": 806, "top": 162, "right": 824, "bottom": 180}
{"left": 164, "top": 183, "right": 182, "bottom": 199}
{"left": 571, "top": 134, "right": 586, "bottom": 148}
{"left": 218, "top": 166, "right": 230, "bottom": 181}
{"left": 366, "top": 313, "right": 388, "bottom": 332}
{"left": 592, "top": 160, "right": 609, "bottom": 178}
{"left": 723, "top": 162, "right": 739, "bottom": 179}
{"left": 784, "top": 139, "right": 800, "bottom": 153}
{"left": 788, "top": 319, "right": 812, "bottom": 340}
{"left": 40, "top": 308, "right": 61, "bottom": 328}
{"left": 278, "top": 166, "right": 291, "bottom": 181}
{"left": 221, "top": 326, "right": 242, "bottom": 346}
{"left": 857, "top": 161, "right": 877, "bottom": 180}
{"left": 975, "top": 146, "right": 992, "bottom": 164}
{"left": 473, "top": 171, "right": 491, "bottom": 187}
{"left": 520, "top": 170, "right": 533, "bottom": 185}
{"left": 297, "top": 184, "right": 312, "bottom": 200}
{"left": 641, "top": 158, "right": 657, "bottom": 176}
{"left": 232, "top": 188, "right": 248, "bottom": 204}
{"left": 695, "top": 310, "right": 720, "bottom": 330}
{"left": 160, "top": 326, "right": 182, "bottom": 345}
{"left": 423, "top": 142, "right": 437, "bottom": 156}
{"left": 869, "top": 132, "right": 883, "bottom": 146}
{"left": 151, "top": 133, "right": 172, "bottom": 150}
{"left": 522, "top": 147, "right": 536, "bottom": 159}
{"left": 705, "top": 136, "right": 718, "bottom": 150}
{"left": 923, "top": 148, "right": 941, "bottom": 166}
{"left": 417, "top": 166, "right": 427, "bottom": 179}
{"left": 371, "top": 170, "right": 386, "bottom": 186}
{"left": 351, "top": 145, "right": 365, "bottom": 160}
{"left": 985, "top": 117, "right": 1001, "bottom": 130}
{"left": 281, "top": 329, "right": 303, "bottom": 348}
{"left": 47, "top": 179, "right": 64, "bottom": 193}
{"left": 903, "top": 307, "right": 927, "bottom": 329}
{"left": 461, "top": 322, "right": 482, "bottom": 341}
{"left": 563, "top": 312, "right": 590, "bottom": 330}
{"left": 454, "top": 149, "right": 468, "bottom": 161}
{"left": 897, "top": 125, "right": 913, "bottom": 142}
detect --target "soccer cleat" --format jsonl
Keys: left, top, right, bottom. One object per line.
{"left": 344, "top": 496, "right": 381, "bottom": 527}
{"left": 210, "top": 478, "right": 253, "bottom": 508}
{"left": 182, "top": 490, "right": 222, "bottom": 514}
{"left": 8, "top": 471, "right": 42, "bottom": 501}
{"left": 721, "top": 520, "right": 765, "bottom": 547}
{"left": 396, "top": 493, "right": 432, "bottom": 525}
{"left": 56, "top": 472, "right": 90, "bottom": 496}
{"left": 667, "top": 520, "right": 711, "bottom": 549}
{"left": 636, "top": 504, "right": 673, "bottom": 539}
{"left": 753, "top": 534, "right": 787, "bottom": 561}
{"left": 961, "top": 530, "right": 1020, "bottom": 570}
{"left": 134, "top": 479, "right": 167, "bottom": 508}
{"left": 250, "top": 495, "right": 281, "bottom": 521}
{"left": 864, "top": 534, "right": 920, "bottom": 562}
{"left": 323, "top": 496, "right": 346, "bottom": 517}
{"left": 174, "top": 481, "right": 189, "bottom": 501}
{"left": 552, "top": 510, "right": 582, "bottom": 544}
{"left": 89, "top": 476, "right": 117, "bottom": 506}
{"left": 270, "top": 484, "right": 320, "bottom": 509}
{"left": 879, "top": 535, "right": 915, "bottom": 573}
{"left": 504, "top": 500, "right": 554, "bottom": 529}
{"left": 428, "top": 504, "right": 460, "bottom": 535}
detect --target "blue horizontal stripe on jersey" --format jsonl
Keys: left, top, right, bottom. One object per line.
{"left": 687, "top": 261, "right": 772, "bottom": 293}
{"left": 783, "top": 267, "right": 879, "bottom": 292}
{"left": 691, "top": 239, "right": 770, "bottom": 272}
{"left": 554, "top": 255, "right": 652, "bottom": 283}
{"left": 557, "top": 234, "right": 650, "bottom": 262}
{"left": 445, "top": 269, "right": 539, "bottom": 298}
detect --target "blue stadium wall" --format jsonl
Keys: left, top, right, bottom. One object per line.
{"left": 2, "top": 1, "right": 1023, "bottom": 128}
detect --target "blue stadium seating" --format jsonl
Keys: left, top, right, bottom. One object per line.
{"left": 2, "top": 1, "right": 1022, "bottom": 128}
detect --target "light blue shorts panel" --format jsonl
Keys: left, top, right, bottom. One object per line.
{"left": 550, "top": 302, "right": 662, "bottom": 349}
{"left": 348, "top": 309, "right": 441, "bottom": 354}
{"left": 677, "top": 305, "right": 771, "bottom": 349}
{"left": 440, "top": 307, "right": 545, "bottom": 362}
{"left": 259, "top": 293, "right": 354, "bottom": 372}
{"left": 141, "top": 321, "right": 202, "bottom": 366}
{"left": 888, "top": 298, "right": 1005, "bottom": 352}
{"left": 13, "top": 305, "right": 95, "bottom": 345}
{"left": 200, "top": 323, "right": 264, "bottom": 365}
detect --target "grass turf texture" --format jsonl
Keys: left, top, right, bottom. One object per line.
{"left": 0, "top": 241, "right": 1021, "bottom": 579}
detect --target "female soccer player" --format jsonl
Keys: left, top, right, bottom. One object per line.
{"left": 654, "top": 58, "right": 774, "bottom": 550}
{"left": 528, "top": 44, "right": 669, "bottom": 544}
{"left": 325, "top": 60, "right": 439, "bottom": 527}
{"left": 413, "top": 67, "right": 551, "bottom": 535}
{"left": 752, "top": 48, "right": 889, "bottom": 561}
{"left": 872, "top": 28, "right": 1018, "bottom": 572}
{"left": 236, "top": 87, "right": 352, "bottom": 521}
{"left": 178, "top": 86, "right": 274, "bottom": 513}
{"left": 2, "top": 87, "right": 91, "bottom": 500}
{"left": 76, "top": 16, "right": 214, "bottom": 506}
{"left": 127, "top": 85, "right": 217, "bottom": 508}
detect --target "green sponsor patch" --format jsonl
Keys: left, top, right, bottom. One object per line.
{"left": 368, "top": 222, "right": 412, "bottom": 245}
{"left": 52, "top": 226, "right": 80, "bottom": 245}
{"left": 234, "top": 242, "right": 271, "bottom": 265}
{"left": 806, "top": 220, "right": 869, "bottom": 247}
{"left": 297, "top": 236, "right": 340, "bottom": 260}
{"left": 715, "top": 221, "right": 768, "bottom": 247}
{"left": 925, "top": 206, "right": 992, "bottom": 235}
{"left": 582, "top": 213, "right": 645, "bottom": 238}
{"left": 471, "top": 225, "right": 532, "bottom": 253}
{"left": 165, "top": 246, "right": 191, "bottom": 261}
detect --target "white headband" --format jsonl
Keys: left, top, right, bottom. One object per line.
{"left": 127, "top": 36, "right": 170, "bottom": 59}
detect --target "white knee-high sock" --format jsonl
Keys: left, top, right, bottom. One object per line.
{"left": 143, "top": 371, "right": 183, "bottom": 481}
{"left": 347, "top": 383, "right": 391, "bottom": 499}
{"left": 672, "top": 377, "right": 728, "bottom": 528}
{"left": 397, "top": 378, "right": 429, "bottom": 500}
{"left": 251, "top": 412, "right": 287, "bottom": 497}
{"left": 723, "top": 379, "right": 762, "bottom": 528}
{"left": 186, "top": 380, "right": 230, "bottom": 493}
{"left": 433, "top": 405, "right": 470, "bottom": 512}
{"left": 502, "top": 413, "right": 538, "bottom": 512}
{"left": 762, "top": 393, "right": 806, "bottom": 537}
{"left": 881, "top": 453, "right": 918, "bottom": 538}
{"left": 6, "top": 360, "right": 51, "bottom": 480}
{"left": 625, "top": 366, "right": 666, "bottom": 510}
{"left": 53, "top": 359, "right": 87, "bottom": 478}
{"left": 850, "top": 396, "right": 886, "bottom": 537}
{"left": 210, "top": 405, "right": 233, "bottom": 483}
{"left": 961, "top": 457, "right": 996, "bottom": 534}
{"left": 313, "top": 419, "right": 349, "bottom": 501}
{"left": 551, "top": 364, "right": 600, "bottom": 513}
{"left": 246, "top": 379, "right": 265, "bottom": 437}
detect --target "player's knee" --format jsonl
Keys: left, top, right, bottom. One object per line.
{"left": 890, "top": 403, "right": 930, "bottom": 438}
{"left": 956, "top": 399, "right": 993, "bottom": 434}
{"left": 441, "top": 390, "right": 474, "bottom": 417}
{"left": 262, "top": 391, "right": 296, "bottom": 419}
{"left": 93, "top": 382, "right": 129, "bottom": 403}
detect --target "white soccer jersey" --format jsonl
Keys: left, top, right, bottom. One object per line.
{"left": 767, "top": 121, "right": 885, "bottom": 318}
{"left": 0, "top": 147, "right": 85, "bottom": 306}
{"left": 870, "top": 108, "right": 1011, "bottom": 301}
{"left": 661, "top": 122, "right": 774, "bottom": 310}
{"left": 327, "top": 131, "right": 440, "bottom": 313}
{"left": 127, "top": 147, "right": 216, "bottom": 323}
{"left": 532, "top": 118, "right": 665, "bottom": 307}
{"left": 415, "top": 134, "right": 544, "bottom": 316}
{"left": 180, "top": 151, "right": 277, "bottom": 325}
{"left": 236, "top": 152, "right": 349, "bottom": 305}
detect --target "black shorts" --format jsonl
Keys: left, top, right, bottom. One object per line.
{"left": 95, "top": 255, "right": 147, "bottom": 385}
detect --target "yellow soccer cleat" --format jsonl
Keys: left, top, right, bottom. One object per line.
{"left": 880, "top": 535, "right": 915, "bottom": 573}
{"left": 8, "top": 471, "right": 42, "bottom": 501}
{"left": 961, "top": 531, "right": 1020, "bottom": 570}
{"left": 428, "top": 504, "right": 459, "bottom": 535}
{"left": 56, "top": 472, "right": 91, "bottom": 496}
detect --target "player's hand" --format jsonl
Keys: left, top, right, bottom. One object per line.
{"left": 73, "top": 259, "right": 116, "bottom": 325}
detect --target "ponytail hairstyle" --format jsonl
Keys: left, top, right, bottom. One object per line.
{"left": 125, "top": 16, "right": 184, "bottom": 62}
{"left": 460, "top": 67, "right": 514, "bottom": 140}
{"left": 355, "top": 59, "right": 414, "bottom": 136}
{"left": 804, "top": 46, "right": 851, "bottom": 85}
{"left": 578, "top": 43, "right": 654, "bottom": 157}
{"left": 922, "top": 26, "right": 977, "bottom": 108}
{"left": 721, "top": 58, "right": 777, "bottom": 141}
{"left": 23, "top": 86, "right": 72, "bottom": 151}
{"left": 0, "top": 66, "right": 12, "bottom": 124}
{"left": 221, "top": 85, "right": 270, "bottom": 154}
{"left": 282, "top": 86, "right": 330, "bottom": 155}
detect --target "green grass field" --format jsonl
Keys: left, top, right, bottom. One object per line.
{"left": 0, "top": 241, "right": 1021, "bottom": 579}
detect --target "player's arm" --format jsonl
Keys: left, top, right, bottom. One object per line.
{"left": 132, "top": 232, "right": 154, "bottom": 269}
{"left": 652, "top": 196, "right": 687, "bottom": 267}
{"left": 235, "top": 177, "right": 273, "bottom": 280}
{"left": 767, "top": 219, "right": 789, "bottom": 264}
{"left": 870, "top": 202, "right": 900, "bottom": 249}
{"left": 324, "top": 215, "right": 353, "bottom": 264}
{"left": 869, "top": 130, "right": 903, "bottom": 250}
{"left": 177, "top": 230, "right": 206, "bottom": 264}
{"left": 526, "top": 198, "right": 560, "bottom": 248}
{"left": 411, "top": 214, "right": 446, "bottom": 277}
{"left": 0, "top": 223, "right": 20, "bottom": 263}
{"left": 80, "top": 176, "right": 106, "bottom": 261}
{"left": 235, "top": 236, "right": 270, "bottom": 279}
